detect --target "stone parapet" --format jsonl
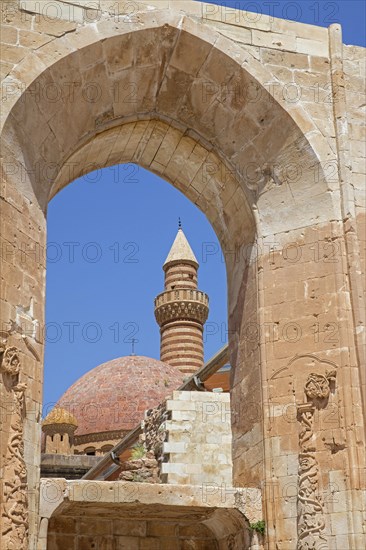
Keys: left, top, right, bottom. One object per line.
{"left": 40, "top": 454, "right": 100, "bottom": 479}
{"left": 154, "top": 289, "right": 209, "bottom": 325}
{"left": 40, "top": 478, "right": 262, "bottom": 522}
{"left": 15, "top": 1, "right": 330, "bottom": 57}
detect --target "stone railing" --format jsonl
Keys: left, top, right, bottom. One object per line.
{"left": 155, "top": 289, "right": 209, "bottom": 308}
{"left": 154, "top": 289, "right": 209, "bottom": 326}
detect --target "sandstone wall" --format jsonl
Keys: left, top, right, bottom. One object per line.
{"left": 1, "top": 1, "right": 365, "bottom": 548}
{"left": 47, "top": 517, "right": 220, "bottom": 550}
{"left": 161, "top": 390, "right": 232, "bottom": 486}
{"left": 343, "top": 43, "right": 366, "bottom": 376}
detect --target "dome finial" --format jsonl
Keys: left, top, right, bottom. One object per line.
{"left": 178, "top": 217, "right": 182, "bottom": 230}
{"left": 131, "top": 338, "right": 137, "bottom": 356}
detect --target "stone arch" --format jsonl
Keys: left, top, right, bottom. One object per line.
{"left": 40, "top": 480, "right": 256, "bottom": 550}
{"left": 1, "top": 5, "right": 352, "bottom": 549}
{"left": 1, "top": 11, "right": 334, "bottom": 221}
{"left": 1, "top": 10, "right": 337, "bottom": 314}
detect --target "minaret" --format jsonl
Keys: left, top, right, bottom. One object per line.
{"left": 154, "top": 223, "right": 209, "bottom": 375}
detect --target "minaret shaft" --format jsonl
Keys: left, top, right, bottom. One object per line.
{"left": 160, "top": 320, "right": 204, "bottom": 373}
{"left": 165, "top": 263, "right": 198, "bottom": 290}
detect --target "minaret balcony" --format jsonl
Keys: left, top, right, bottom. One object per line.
{"left": 154, "top": 289, "right": 209, "bottom": 326}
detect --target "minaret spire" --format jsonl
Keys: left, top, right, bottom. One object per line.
{"left": 154, "top": 226, "right": 209, "bottom": 375}
{"left": 163, "top": 226, "right": 198, "bottom": 270}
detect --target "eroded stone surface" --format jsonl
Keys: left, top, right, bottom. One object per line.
{"left": 39, "top": 479, "right": 260, "bottom": 549}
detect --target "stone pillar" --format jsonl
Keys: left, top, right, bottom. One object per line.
{"left": 154, "top": 227, "right": 209, "bottom": 375}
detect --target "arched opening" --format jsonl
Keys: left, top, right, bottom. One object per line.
{"left": 1, "top": 8, "right": 337, "bottom": 548}
{"left": 44, "top": 481, "right": 254, "bottom": 550}
{"left": 101, "top": 445, "right": 113, "bottom": 454}
{"left": 44, "top": 160, "right": 229, "bottom": 459}
{"left": 84, "top": 447, "right": 96, "bottom": 456}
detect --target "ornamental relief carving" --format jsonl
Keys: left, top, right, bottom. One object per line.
{"left": 297, "top": 370, "right": 336, "bottom": 550}
{"left": 269, "top": 355, "right": 342, "bottom": 549}
{"left": 0, "top": 346, "right": 29, "bottom": 550}
{"left": 304, "top": 371, "right": 336, "bottom": 402}
{"left": 155, "top": 300, "right": 209, "bottom": 325}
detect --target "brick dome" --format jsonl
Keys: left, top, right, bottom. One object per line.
{"left": 57, "top": 356, "right": 185, "bottom": 437}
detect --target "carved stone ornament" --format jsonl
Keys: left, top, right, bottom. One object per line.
{"left": 296, "top": 370, "right": 336, "bottom": 550}
{"left": 0, "top": 346, "right": 21, "bottom": 376}
{"left": 1, "top": 346, "right": 29, "bottom": 550}
{"left": 155, "top": 300, "right": 209, "bottom": 325}
{"left": 297, "top": 404, "right": 327, "bottom": 550}
{"left": 304, "top": 370, "right": 336, "bottom": 401}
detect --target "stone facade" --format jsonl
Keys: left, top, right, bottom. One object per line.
{"left": 0, "top": 1, "right": 365, "bottom": 548}
{"left": 161, "top": 391, "right": 232, "bottom": 486}
{"left": 112, "top": 390, "right": 233, "bottom": 487}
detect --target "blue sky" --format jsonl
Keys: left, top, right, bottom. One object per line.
{"left": 44, "top": 0, "right": 365, "bottom": 408}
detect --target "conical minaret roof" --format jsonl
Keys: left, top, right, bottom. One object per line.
{"left": 163, "top": 228, "right": 199, "bottom": 270}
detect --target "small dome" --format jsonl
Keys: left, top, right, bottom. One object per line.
{"left": 56, "top": 356, "right": 184, "bottom": 436}
{"left": 42, "top": 407, "right": 78, "bottom": 429}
